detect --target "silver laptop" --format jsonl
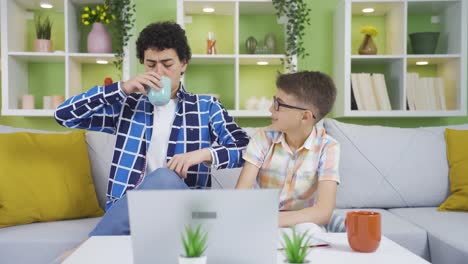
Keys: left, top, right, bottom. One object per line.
{"left": 128, "top": 189, "right": 279, "bottom": 264}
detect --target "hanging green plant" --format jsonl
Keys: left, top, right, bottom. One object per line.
{"left": 105, "top": 0, "right": 136, "bottom": 72}
{"left": 272, "top": 0, "right": 311, "bottom": 72}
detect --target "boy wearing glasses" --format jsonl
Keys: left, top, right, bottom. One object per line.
{"left": 236, "top": 71, "right": 343, "bottom": 231}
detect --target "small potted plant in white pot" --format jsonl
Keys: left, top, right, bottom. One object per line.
{"left": 179, "top": 224, "right": 208, "bottom": 264}
{"left": 281, "top": 226, "right": 312, "bottom": 264}
{"left": 34, "top": 15, "right": 53, "bottom": 52}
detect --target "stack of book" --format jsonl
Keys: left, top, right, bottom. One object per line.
{"left": 406, "top": 73, "right": 446, "bottom": 111}
{"left": 350, "top": 73, "right": 392, "bottom": 111}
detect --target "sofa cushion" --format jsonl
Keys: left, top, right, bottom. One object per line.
{"left": 85, "top": 131, "right": 116, "bottom": 208}
{"left": 334, "top": 208, "right": 430, "bottom": 261}
{"left": 389, "top": 207, "right": 468, "bottom": 264}
{"left": 0, "top": 217, "right": 101, "bottom": 264}
{"left": 438, "top": 129, "right": 468, "bottom": 211}
{"left": 324, "top": 118, "right": 454, "bottom": 208}
{"left": 0, "top": 131, "right": 104, "bottom": 228}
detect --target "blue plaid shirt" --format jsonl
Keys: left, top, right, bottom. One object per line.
{"left": 55, "top": 82, "right": 249, "bottom": 210}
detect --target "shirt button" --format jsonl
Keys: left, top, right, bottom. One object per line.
{"left": 117, "top": 98, "right": 120, "bottom": 101}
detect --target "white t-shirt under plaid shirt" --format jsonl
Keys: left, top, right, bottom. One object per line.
{"left": 243, "top": 121, "right": 340, "bottom": 211}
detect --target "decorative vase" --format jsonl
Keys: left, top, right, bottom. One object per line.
{"left": 34, "top": 39, "right": 53, "bottom": 52}
{"left": 358, "top": 34, "right": 377, "bottom": 55}
{"left": 264, "top": 32, "right": 277, "bottom": 54}
{"left": 245, "top": 36, "right": 257, "bottom": 54}
{"left": 87, "top": 22, "right": 112, "bottom": 53}
{"left": 409, "top": 32, "right": 440, "bottom": 54}
{"left": 178, "top": 255, "right": 207, "bottom": 264}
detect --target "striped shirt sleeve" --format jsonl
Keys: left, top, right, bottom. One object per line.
{"left": 208, "top": 98, "right": 249, "bottom": 169}
{"left": 54, "top": 82, "right": 127, "bottom": 134}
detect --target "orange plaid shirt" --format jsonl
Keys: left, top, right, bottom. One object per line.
{"left": 243, "top": 122, "right": 340, "bottom": 211}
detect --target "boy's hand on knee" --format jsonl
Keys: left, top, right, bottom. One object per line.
{"left": 168, "top": 149, "right": 212, "bottom": 178}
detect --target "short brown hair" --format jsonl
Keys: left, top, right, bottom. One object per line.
{"left": 276, "top": 71, "right": 336, "bottom": 120}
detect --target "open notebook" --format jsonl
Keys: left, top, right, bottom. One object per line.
{"left": 277, "top": 223, "right": 330, "bottom": 249}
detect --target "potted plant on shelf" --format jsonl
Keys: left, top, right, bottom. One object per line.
{"left": 34, "top": 15, "right": 53, "bottom": 52}
{"left": 272, "top": 0, "right": 311, "bottom": 72}
{"left": 281, "top": 226, "right": 312, "bottom": 263}
{"left": 179, "top": 224, "right": 208, "bottom": 264}
{"left": 81, "top": 4, "right": 115, "bottom": 53}
{"left": 358, "top": 26, "right": 378, "bottom": 55}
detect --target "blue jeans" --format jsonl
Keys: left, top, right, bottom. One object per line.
{"left": 89, "top": 168, "right": 188, "bottom": 236}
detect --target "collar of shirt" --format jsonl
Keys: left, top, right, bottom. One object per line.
{"left": 176, "top": 83, "right": 190, "bottom": 100}
{"left": 273, "top": 125, "right": 322, "bottom": 154}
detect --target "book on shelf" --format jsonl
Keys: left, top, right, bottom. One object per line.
{"left": 406, "top": 73, "right": 447, "bottom": 111}
{"left": 350, "top": 73, "right": 391, "bottom": 111}
{"left": 406, "top": 73, "right": 418, "bottom": 111}
{"left": 372, "top": 73, "right": 392, "bottom": 111}
{"left": 351, "top": 73, "right": 365, "bottom": 110}
{"left": 435, "top": 77, "right": 447, "bottom": 110}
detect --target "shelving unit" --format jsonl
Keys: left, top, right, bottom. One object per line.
{"left": 177, "top": 0, "right": 288, "bottom": 117}
{"left": 334, "top": 0, "right": 467, "bottom": 117}
{"left": 1, "top": 0, "right": 128, "bottom": 116}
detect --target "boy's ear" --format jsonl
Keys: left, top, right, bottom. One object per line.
{"left": 302, "top": 111, "right": 314, "bottom": 121}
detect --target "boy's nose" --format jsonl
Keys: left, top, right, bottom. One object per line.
{"left": 269, "top": 103, "right": 274, "bottom": 113}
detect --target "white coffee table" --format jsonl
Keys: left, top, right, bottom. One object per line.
{"left": 64, "top": 233, "right": 430, "bottom": 264}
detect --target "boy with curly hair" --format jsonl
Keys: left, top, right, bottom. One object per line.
{"left": 55, "top": 21, "right": 249, "bottom": 236}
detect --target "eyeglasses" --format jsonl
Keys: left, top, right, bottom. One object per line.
{"left": 273, "top": 96, "right": 316, "bottom": 120}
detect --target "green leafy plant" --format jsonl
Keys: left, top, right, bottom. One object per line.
{"left": 181, "top": 224, "right": 208, "bottom": 258}
{"left": 35, "top": 15, "right": 53, "bottom": 40}
{"left": 105, "top": 0, "right": 136, "bottom": 72}
{"left": 282, "top": 226, "right": 312, "bottom": 263}
{"left": 272, "top": 0, "right": 311, "bottom": 72}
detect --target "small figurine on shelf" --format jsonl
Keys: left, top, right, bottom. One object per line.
{"left": 104, "top": 77, "right": 113, "bottom": 86}
{"left": 206, "top": 32, "right": 217, "bottom": 55}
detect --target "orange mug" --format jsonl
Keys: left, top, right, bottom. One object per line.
{"left": 345, "top": 211, "right": 381, "bottom": 252}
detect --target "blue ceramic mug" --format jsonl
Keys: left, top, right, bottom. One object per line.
{"left": 146, "top": 76, "right": 171, "bottom": 106}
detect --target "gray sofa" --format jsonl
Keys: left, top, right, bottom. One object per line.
{"left": 1, "top": 119, "right": 467, "bottom": 264}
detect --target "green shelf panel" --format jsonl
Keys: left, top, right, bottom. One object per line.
{"left": 239, "top": 65, "right": 283, "bottom": 110}
{"left": 28, "top": 62, "right": 65, "bottom": 108}
{"left": 81, "top": 64, "right": 121, "bottom": 91}
{"left": 184, "top": 64, "right": 235, "bottom": 109}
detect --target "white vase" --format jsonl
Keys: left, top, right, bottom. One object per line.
{"left": 178, "top": 255, "right": 207, "bottom": 264}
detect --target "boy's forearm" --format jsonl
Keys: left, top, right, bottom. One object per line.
{"left": 235, "top": 161, "right": 259, "bottom": 189}
{"left": 279, "top": 206, "right": 333, "bottom": 227}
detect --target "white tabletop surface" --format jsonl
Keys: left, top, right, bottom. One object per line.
{"left": 64, "top": 233, "right": 430, "bottom": 264}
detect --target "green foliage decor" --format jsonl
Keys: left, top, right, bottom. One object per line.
{"left": 272, "top": 0, "right": 311, "bottom": 72}
{"left": 282, "top": 226, "right": 312, "bottom": 263}
{"left": 105, "top": 0, "right": 136, "bottom": 72}
{"left": 35, "top": 15, "right": 53, "bottom": 40}
{"left": 181, "top": 224, "right": 208, "bottom": 258}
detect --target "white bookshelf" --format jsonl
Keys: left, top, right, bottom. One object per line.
{"left": 333, "top": 0, "right": 467, "bottom": 117}
{"left": 177, "top": 0, "right": 290, "bottom": 117}
{"left": 1, "top": 0, "right": 129, "bottom": 116}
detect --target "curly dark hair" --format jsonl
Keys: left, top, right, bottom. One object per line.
{"left": 276, "top": 71, "right": 337, "bottom": 120}
{"left": 136, "top": 21, "right": 192, "bottom": 64}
